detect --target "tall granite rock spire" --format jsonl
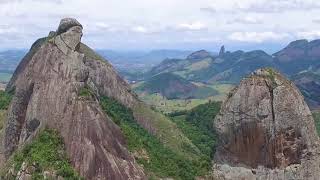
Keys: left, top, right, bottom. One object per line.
{"left": 1, "top": 18, "right": 145, "bottom": 179}
{"left": 218, "top": 45, "right": 225, "bottom": 56}
{"left": 213, "top": 68, "right": 320, "bottom": 180}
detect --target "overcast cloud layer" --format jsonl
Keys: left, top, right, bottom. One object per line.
{"left": 0, "top": 0, "right": 320, "bottom": 52}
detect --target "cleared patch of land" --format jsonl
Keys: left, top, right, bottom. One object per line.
{"left": 138, "top": 83, "right": 234, "bottom": 114}
{"left": 186, "top": 58, "right": 212, "bottom": 71}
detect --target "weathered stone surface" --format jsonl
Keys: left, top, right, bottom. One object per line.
{"left": 213, "top": 68, "right": 320, "bottom": 180}
{"left": 56, "top": 18, "right": 82, "bottom": 35}
{"left": 1, "top": 18, "right": 145, "bottom": 180}
{"left": 54, "top": 18, "right": 83, "bottom": 53}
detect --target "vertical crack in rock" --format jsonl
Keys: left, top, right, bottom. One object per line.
{"left": 265, "top": 78, "right": 277, "bottom": 168}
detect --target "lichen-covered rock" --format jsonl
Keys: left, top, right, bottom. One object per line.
{"left": 0, "top": 18, "right": 145, "bottom": 180}
{"left": 213, "top": 68, "right": 320, "bottom": 180}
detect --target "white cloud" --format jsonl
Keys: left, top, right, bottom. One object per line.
{"left": 296, "top": 31, "right": 320, "bottom": 39}
{"left": 0, "top": 0, "right": 318, "bottom": 50}
{"left": 228, "top": 16, "right": 263, "bottom": 25}
{"left": 240, "top": 0, "right": 320, "bottom": 13}
{"left": 202, "top": 0, "right": 320, "bottom": 14}
{"left": 0, "top": 25, "right": 18, "bottom": 34}
{"left": 95, "top": 22, "right": 110, "bottom": 29}
{"left": 177, "top": 22, "right": 207, "bottom": 31}
{"left": 228, "top": 32, "right": 291, "bottom": 43}
{"left": 131, "top": 26, "right": 148, "bottom": 33}
{"left": 312, "top": 19, "right": 320, "bottom": 24}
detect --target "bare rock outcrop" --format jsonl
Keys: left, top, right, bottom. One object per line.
{"left": 213, "top": 68, "right": 320, "bottom": 180}
{"left": 1, "top": 18, "right": 145, "bottom": 179}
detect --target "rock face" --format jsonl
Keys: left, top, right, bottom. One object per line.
{"left": 218, "top": 45, "right": 225, "bottom": 56}
{"left": 1, "top": 18, "right": 145, "bottom": 179}
{"left": 213, "top": 68, "right": 320, "bottom": 180}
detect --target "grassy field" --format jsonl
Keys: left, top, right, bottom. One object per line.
{"left": 138, "top": 83, "right": 234, "bottom": 114}
{"left": 0, "top": 73, "right": 12, "bottom": 83}
{"left": 139, "top": 93, "right": 207, "bottom": 114}
{"left": 186, "top": 58, "right": 212, "bottom": 71}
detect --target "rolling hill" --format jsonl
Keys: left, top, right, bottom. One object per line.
{"left": 134, "top": 73, "right": 218, "bottom": 99}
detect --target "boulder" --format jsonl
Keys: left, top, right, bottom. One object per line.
{"left": 1, "top": 18, "right": 145, "bottom": 180}
{"left": 56, "top": 18, "right": 82, "bottom": 35}
{"left": 213, "top": 68, "right": 320, "bottom": 180}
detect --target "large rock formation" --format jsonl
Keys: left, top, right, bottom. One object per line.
{"left": 218, "top": 45, "right": 225, "bottom": 56}
{"left": 213, "top": 68, "right": 320, "bottom": 180}
{"left": 1, "top": 18, "right": 145, "bottom": 179}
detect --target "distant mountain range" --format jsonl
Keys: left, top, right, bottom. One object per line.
{"left": 0, "top": 50, "right": 26, "bottom": 73}
{"left": 136, "top": 39, "right": 320, "bottom": 109}
{"left": 97, "top": 49, "right": 194, "bottom": 72}
{"left": 145, "top": 39, "right": 320, "bottom": 83}
{"left": 2, "top": 39, "right": 320, "bottom": 108}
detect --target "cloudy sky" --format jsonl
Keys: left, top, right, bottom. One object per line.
{"left": 0, "top": 0, "right": 320, "bottom": 52}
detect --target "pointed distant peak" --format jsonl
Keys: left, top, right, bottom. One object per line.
{"left": 219, "top": 45, "right": 225, "bottom": 56}
{"left": 56, "top": 18, "right": 83, "bottom": 35}
{"left": 186, "top": 49, "right": 210, "bottom": 60}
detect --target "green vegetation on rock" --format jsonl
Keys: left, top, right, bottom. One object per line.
{"left": 2, "top": 129, "right": 82, "bottom": 179}
{"left": 100, "top": 96, "right": 210, "bottom": 180}
{"left": 78, "top": 43, "right": 105, "bottom": 62}
{"left": 0, "top": 90, "right": 12, "bottom": 130}
{"left": 0, "top": 110, "right": 6, "bottom": 130}
{"left": 0, "top": 90, "right": 12, "bottom": 110}
{"left": 265, "top": 67, "right": 278, "bottom": 87}
{"left": 313, "top": 112, "right": 320, "bottom": 136}
{"left": 78, "top": 85, "right": 95, "bottom": 98}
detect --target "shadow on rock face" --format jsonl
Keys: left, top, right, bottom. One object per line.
{"left": 218, "top": 121, "right": 306, "bottom": 169}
